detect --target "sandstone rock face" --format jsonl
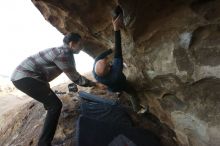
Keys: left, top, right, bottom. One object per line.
{"left": 0, "top": 92, "right": 80, "bottom": 146}
{"left": 2, "top": 0, "right": 219, "bottom": 145}
{"left": 0, "top": 85, "right": 178, "bottom": 146}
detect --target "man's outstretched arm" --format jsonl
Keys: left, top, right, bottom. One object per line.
{"left": 94, "top": 49, "right": 113, "bottom": 62}
{"left": 114, "top": 30, "right": 122, "bottom": 59}
{"left": 54, "top": 54, "right": 95, "bottom": 87}
{"left": 112, "top": 14, "right": 124, "bottom": 73}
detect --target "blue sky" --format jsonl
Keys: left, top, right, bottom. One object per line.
{"left": 0, "top": 0, "right": 93, "bottom": 77}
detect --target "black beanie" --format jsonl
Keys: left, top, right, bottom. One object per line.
{"left": 63, "top": 33, "right": 81, "bottom": 44}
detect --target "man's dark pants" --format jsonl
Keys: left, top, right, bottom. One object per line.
{"left": 12, "top": 77, "right": 62, "bottom": 146}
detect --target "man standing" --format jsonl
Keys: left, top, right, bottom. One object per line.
{"left": 11, "top": 33, "right": 95, "bottom": 146}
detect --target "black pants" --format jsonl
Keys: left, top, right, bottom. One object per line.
{"left": 12, "top": 78, "right": 62, "bottom": 146}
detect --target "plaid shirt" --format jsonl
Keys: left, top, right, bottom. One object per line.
{"left": 11, "top": 45, "right": 91, "bottom": 86}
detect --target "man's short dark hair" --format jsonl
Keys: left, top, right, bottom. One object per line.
{"left": 63, "top": 33, "right": 81, "bottom": 44}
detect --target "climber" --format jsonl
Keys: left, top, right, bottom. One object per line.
{"left": 11, "top": 33, "right": 97, "bottom": 146}
{"left": 93, "top": 6, "right": 141, "bottom": 112}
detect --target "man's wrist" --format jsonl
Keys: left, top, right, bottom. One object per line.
{"left": 114, "top": 27, "right": 120, "bottom": 31}
{"left": 86, "top": 80, "right": 96, "bottom": 87}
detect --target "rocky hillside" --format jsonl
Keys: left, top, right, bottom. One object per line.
{"left": 1, "top": 0, "right": 220, "bottom": 145}
{"left": 0, "top": 83, "right": 178, "bottom": 146}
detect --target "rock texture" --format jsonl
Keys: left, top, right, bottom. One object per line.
{"left": 1, "top": 0, "right": 220, "bottom": 145}
{"left": 0, "top": 84, "right": 178, "bottom": 146}
{"left": 0, "top": 83, "right": 79, "bottom": 146}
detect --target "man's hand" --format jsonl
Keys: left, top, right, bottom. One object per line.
{"left": 112, "top": 15, "right": 124, "bottom": 31}
{"left": 95, "top": 82, "right": 107, "bottom": 90}
{"left": 87, "top": 81, "right": 107, "bottom": 90}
